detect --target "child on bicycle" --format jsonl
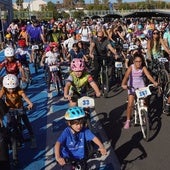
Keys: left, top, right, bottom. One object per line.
{"left": 64, "top": 58, "right": 101, "bottom": 107}
{"left": 55, "top": 106, "right": 107, "bottom": 168}
{"left": 0, "top": 74, "right": 36, "bottom": 153}
{"left": 0, "top": 47, "right": 26, "bottom": 82}
{"left": 121, "top": 52, "right": 158, "bottom": 129}
{"left": 40, "top": 42, "right": 64, "bottom": 93}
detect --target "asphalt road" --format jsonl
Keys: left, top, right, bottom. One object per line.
{"left": 94, "top": 84, "right": 170, "bottom": 170}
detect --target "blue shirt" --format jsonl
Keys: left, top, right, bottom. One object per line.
{"left": 27, "top": 25, "right": 42, "bottom": 43}
{"left": 57, "top": 127, "right": 95, "bottom": 159}
{"left": 69, "top": 49, "right": 84, "bottom": 60}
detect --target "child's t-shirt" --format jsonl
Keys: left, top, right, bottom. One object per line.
{"left": 57, "top": 127, "right": 95, "bottom": 160}
{"left": 0, "top": 87, "right": 24, "bottom": 108}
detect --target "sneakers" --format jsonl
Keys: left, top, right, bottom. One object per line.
{"left": 124, "top": 120, "right": 130, "bottom": 129}
{"left": 30, "top": 136, "right": 37, "bottom": 149}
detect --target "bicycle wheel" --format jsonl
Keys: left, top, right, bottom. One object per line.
{"left": 53, "top": 72, "right": 60, "bottom": 93}
{"left": 103, "top": 68, "right": 109, "bottom": 98}
{"left": 162, "top": 81, "right": 170, "bottom": 115}
{"left": 140, "top": 109, "right": 150, "bottom": 141}
{"left": 158, "top": 69, "right": 170, "bottom": 92}
{"left": 34, "top": 53, "right": 38, "bottom": 74}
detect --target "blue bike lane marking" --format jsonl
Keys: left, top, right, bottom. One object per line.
{"left": 0, "top": 50, "right": 120, "bottom": 170}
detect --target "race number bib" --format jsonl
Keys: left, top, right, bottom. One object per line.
{"left": 78, "top": 96, "right": 95, "bottom": 108}
{"left": 135, "top": 87, "right": 151, "bottom": 99}
{"left": 115, "top": 62, "right": 123, "bottom": 68}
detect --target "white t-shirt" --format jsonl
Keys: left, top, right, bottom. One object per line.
{"left": 79, "top": 26, "right": 91, "bottom": 42}
{"left": 45, "top": 51, "right": 60, "bottom": 65}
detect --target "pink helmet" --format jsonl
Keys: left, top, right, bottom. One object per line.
{"left": 71, "top": 58, "right": 85, "bottom": 71}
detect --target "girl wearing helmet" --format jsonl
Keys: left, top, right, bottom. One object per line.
{"left": 0, "top": 47, "right": 26, "bottom": 82}
{"left": 55, "top": 106, "right": 107, "bottom": 167}
{"left": 64, "top": 58, "right": 101, "bottom": 107}
{"left": 40, "top": 42, "right": 64, "bottom": 93}
{"left": 0, "top": 74, "right": 36, "bottom": 149}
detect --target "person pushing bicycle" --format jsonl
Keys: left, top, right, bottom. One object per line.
{"left": 55, "top": 106, "right": 107, "bottom": 169}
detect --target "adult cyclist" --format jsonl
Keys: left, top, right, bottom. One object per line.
{"left": 27, "top": 19, "right": 46, "bottom": 63}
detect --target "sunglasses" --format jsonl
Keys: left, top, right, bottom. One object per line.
{"left": 153, "top": 32, "right": 159, "bottom": 35}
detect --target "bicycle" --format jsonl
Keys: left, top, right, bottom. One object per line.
{"left": 99, "top": 57, "right": 110, "bottom": 98}
{"left": 3, "top": 107, "right": 31, "bottom": 167}
{"left": 78, "top": 96, "right": 95, "bottom": 132}
{"left": 129, "top": 84, "right": 156, "bottom": 141}
{"left": 148, "top": 57, "right": 170, "bottom": 92}
{"left": 19, "top": 64, "right": 32, "bottom": 90}
{"left": 114, "top": 58, "right": 126, "bottom": 85}
{"left": 31, "top": 43, "right": 44, "bottom": 74}
{"left": 162, "top": 81, "right": 170, "bottom": 115}
{"left": 48, "top": 64, "right": 63, "bottom": 94}
{"left": 58, "top": 150, "right": 101, "bottom": 170}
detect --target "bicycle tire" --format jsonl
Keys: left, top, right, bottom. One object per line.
{"left": 162, "top": 81, "right": 170, "bottom": 115}
{"left": 140, "top": 109, "right": 150, "bottom": 141}
{"left": 103, "top": 68, "right": 109, "bottom": 98}
{"left": 158, "top": 69, "right": 170, "bottom": 92}
{"left": 53, "top": 72, "right": 60, "bottom": 93}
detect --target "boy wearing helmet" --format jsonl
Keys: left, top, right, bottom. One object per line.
{"left": 0, "top": 74, "right": 36, "bottom": 150}
{"left": 55, "top": 106, "right": 107, "bottom": 168}
{"left": 0, "top": 47, "right": 26, "bottom": 81}
{"left": 64, "top": 58, "right": 101, "bottom": 106}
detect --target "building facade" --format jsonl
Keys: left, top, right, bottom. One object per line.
{"left": 0, "top": 0, "right": 13, "bottom": 22}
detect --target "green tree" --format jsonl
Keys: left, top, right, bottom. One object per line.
{"left": 72, "top": 10, "right": 85, "bottom": 20}
{"left": 94, "top": 0, "right": 100, "bottom": 5}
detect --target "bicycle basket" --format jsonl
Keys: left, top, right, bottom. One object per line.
{"left": 135, "top": 86, "right": 151, "bottom": 99}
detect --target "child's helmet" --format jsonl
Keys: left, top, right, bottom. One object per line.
{"left": 4, "top": 47, "right": 15, "bottom": 57}
{"left": 64, "top": 106, "right": 85, "bottom": 120}
{"left": 18, "top": 39, "right": 26, "bottom": 47}
{"left": 5, "top": 33, "right": 11, "bottom": 39}
{"left": 3, "top": 74, "right": 19, "bottom": 89}
{"left": 71, "top": 58, "right": 85, "bottom": 71}
{"left": 49, "top": 42, "right": 58, "bottom": 48}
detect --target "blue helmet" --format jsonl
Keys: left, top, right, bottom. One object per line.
{"left": 64, "top": 107, "right": 85, "bottom": 120}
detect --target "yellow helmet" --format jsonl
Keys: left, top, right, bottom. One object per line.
{"left": 5, "top": 33, "right": 11, "bottom": 39}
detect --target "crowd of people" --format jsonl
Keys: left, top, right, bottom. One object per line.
{"left": 1, "top": 16, "right": 170, "bottom": 169}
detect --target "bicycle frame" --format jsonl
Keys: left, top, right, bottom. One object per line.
{"left": 100, "top": 58, "right": 109, "bottom": 97}
{"left": 132, "top": 84, "right": 154, "bottom": 141}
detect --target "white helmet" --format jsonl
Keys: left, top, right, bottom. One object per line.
{"left": 3, "top": 74, "right": 19, "bottom": 88}
{"left": 129, "top": 45, "right": 138, "bottom": 51}
{"left": 4, "top": 47, "right": 15, "bottom": 57}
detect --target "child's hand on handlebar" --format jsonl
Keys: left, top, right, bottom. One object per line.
{"left": 27, "top": 103, "right": 33, "bottom": 110}
{"left": 57, "top": 157, "right": 66, "bottom": 166}
{"left": 121, "top": 85, "right": 128, "bottom": 90}
{"left": 98, "top": 147, "right": 107, "bottom": 156}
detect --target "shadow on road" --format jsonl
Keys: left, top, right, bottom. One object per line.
{"left": 115, "top": 132, "right": 147, "bottom": 170}
{"left": 148, "top": 94, "right": 162, "bottom": 141}
{"left": 99, "top": 103, "right": 127, "bottom": 149}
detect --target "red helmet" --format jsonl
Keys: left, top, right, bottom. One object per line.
{"left": 49, "top": 42, "right": 58, "bottom": 48}
{"left": 18, "top": 39, "right": 26, "bottom": 47}
{"left": 71, "top": 58, "right": 85, "bottom": 71}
